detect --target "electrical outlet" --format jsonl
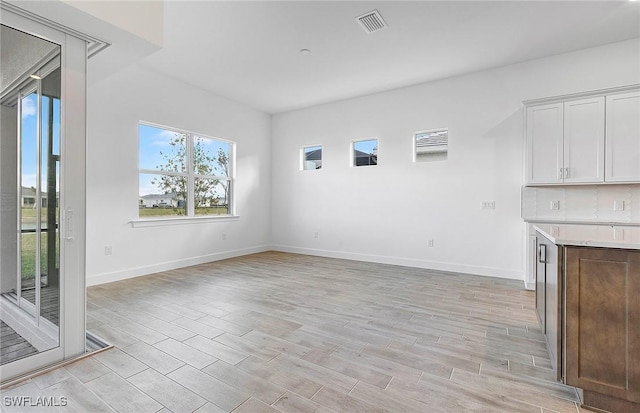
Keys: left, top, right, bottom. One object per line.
{"left": 314, "top": 232, "right": 319, "bottom": 238}
{"left": 428, "top": 239, "right": 435, "bottom": 247}
{"left": 550, "top": 200, "right": 560, "bottom": 210}
{"left": 614, "top": 200, "right": 625, "bottom": 211}
{"left": 481, "top": 201, "right": 495, "bottom": 210}
{"left": 614, "top": 227, "right": 625, "bottom": 240}
{"left": 104, "top": 246, "right": 112, "bottom": 255}
{"left": 221, "top": 233, "right": 227, "bottom": 240}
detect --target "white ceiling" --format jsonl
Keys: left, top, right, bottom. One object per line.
{"left": 135, "top": 1, "right": 640, "bottom": 114}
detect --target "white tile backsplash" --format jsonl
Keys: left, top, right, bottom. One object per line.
{"left": 632, "top": 190, "right": 640, "bottom": 222}
{"left": 522, "top": 184, "right": 640, "bottom": 224}
{"left": 534, "top": 187, "right": 566, "bottom": 221}
{"left": 595, "top": 185, "right": 633, "bottom": 222}
{"left": 565, "top": 188, "right": 597, "bottom": 221}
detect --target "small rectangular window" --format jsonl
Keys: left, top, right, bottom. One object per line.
{"left": 301, "top": 145, "right": 322, "bottom": 170}
{"left": 352, "top": 138, "right": 378, "bottom": 167}
{"left": 414, "top": 128, "right": 448, "bottom": 162}
{"left": 138, "top": 123, "right": 234, "bottom": 218}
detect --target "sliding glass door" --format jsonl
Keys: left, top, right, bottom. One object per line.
{"left": 10, "top": 61, "right": 62, "bottom": 355}
{"left": 0, "top": 7, "right": 87, "bottom": 382}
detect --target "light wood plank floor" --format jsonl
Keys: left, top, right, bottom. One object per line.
{"left": 1, "top": 252, "right": 583, "bottom": 412}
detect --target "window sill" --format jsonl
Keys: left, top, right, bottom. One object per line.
{"left": 130, "top": 215, "right": 240, "bottom": 228}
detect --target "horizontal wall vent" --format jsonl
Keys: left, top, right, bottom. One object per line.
{"left": 356, "top": 9, "right": 387, "bottom": 34}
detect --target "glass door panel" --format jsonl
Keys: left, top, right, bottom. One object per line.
{"left": 1, "top": 23, "right": 61, "bottom": 366}
{"left": 20, "top": 91, "right": 38, "bottom": 307}
{"left": 40, "top": 69, "right": 61, "bottom": 325}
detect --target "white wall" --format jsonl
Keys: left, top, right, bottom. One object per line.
{"left": 86, "top": 65, "right": 272, "bottom": 285}
{"left": 271, "top": 39, "right": 640, "bottom": 280}
{"left": 86, "top": 38, "right": 639, "bottom": 286}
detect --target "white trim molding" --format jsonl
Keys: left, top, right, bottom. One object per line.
{"left": 86, "top": 245, "right": 271, "bottom": 286}
{"left": 272, "top": 245, "right": 524, "bottom": 281}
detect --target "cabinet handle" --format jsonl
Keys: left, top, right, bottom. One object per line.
{"left": 559, "top": 168, "right": 569, "bottom": 179}
{"left": 539, "top": 244, "right": 547, "bottom": 263}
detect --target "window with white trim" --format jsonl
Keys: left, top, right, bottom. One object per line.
{"left": 301, "top": 145, "right": 322, "bottom": 170}
{"left": 414, "top": 128, "right": 448, "bottom": 162}
{"left": 352, "top": 138, "right": 378, "bottom": 167}
{"left": 138, "top": 123, "right": 234, "bottom": 218}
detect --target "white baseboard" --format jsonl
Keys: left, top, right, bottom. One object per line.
{"left": 86, "top": 245, "right": 271, "bottom": 286}
{"left": 87, "top": 244, "right": 525, "bottom": 286}
{"left": 272, "top": 244, "right": 524, "bottom": 281}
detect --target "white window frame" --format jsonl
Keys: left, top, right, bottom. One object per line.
{"left": 413, "top": 128, "right": 448, "bottom": 162}
{"left": 135, "top": 121, "right": 236, "bottom": 226}
{"left": 300, "top": 144, "right": 322, "bottom": 171}
{"left": 351, "top": 137, "right": 378, "bottom": 167}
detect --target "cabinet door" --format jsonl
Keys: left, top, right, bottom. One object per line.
{"left": 526, "top": 103, "right": 563, "bottom": 184}
{"left": 526, "top": 233, "right": 537, "bottom": 290}
{"left": 606, "top": 91, "right": 640, "bottom": 182}
{"left": 536, "top": 234, "right": 561, "bottom": 379}
{"left": 535, "top": 239, "right": 546, "bottom": 333}
{"left": 544, "top": 242, "right": 560, "bottom": 378}
{"left": 565, "top": 247, "right": 640, "bottom": 403}
{"left": 563, "top": 97, "right": 605, "bottom": 183}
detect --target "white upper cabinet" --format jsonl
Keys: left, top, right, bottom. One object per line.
{"left": 563, "top": 97, "right": 605, "bottom": 183}
{"left": 526, "top": 103, "right": 563, "bottom": 184}
{"left": 605, "top": 91, "right": 640, "bottom": 182}
{"left": 525, "top": 88, "right": 638, "bottom": 186}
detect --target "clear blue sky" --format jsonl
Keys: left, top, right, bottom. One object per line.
{"left": 354, "top": 138, "right": 378, "bottom": 154}
{"left": 21, "top": 94, "right": 60, "bottom": 191}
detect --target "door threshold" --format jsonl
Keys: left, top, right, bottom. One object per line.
{"left": 0, "top": 332, "right": 113, "bottom": 390}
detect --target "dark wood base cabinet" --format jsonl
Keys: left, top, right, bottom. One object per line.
{"left": 564, "top": 247, "right": 640, "bottom": 413}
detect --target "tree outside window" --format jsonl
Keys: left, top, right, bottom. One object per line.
{"left": 138, "top": 123, "right": 234, "bottom": 217}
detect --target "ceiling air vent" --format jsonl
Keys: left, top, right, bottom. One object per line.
{"left": 355, "top": 9, "right": 387, "bottom": 34}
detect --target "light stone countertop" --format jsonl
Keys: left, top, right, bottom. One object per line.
{"left": 533, "top": 223, "right": 640, "bottom": 250}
